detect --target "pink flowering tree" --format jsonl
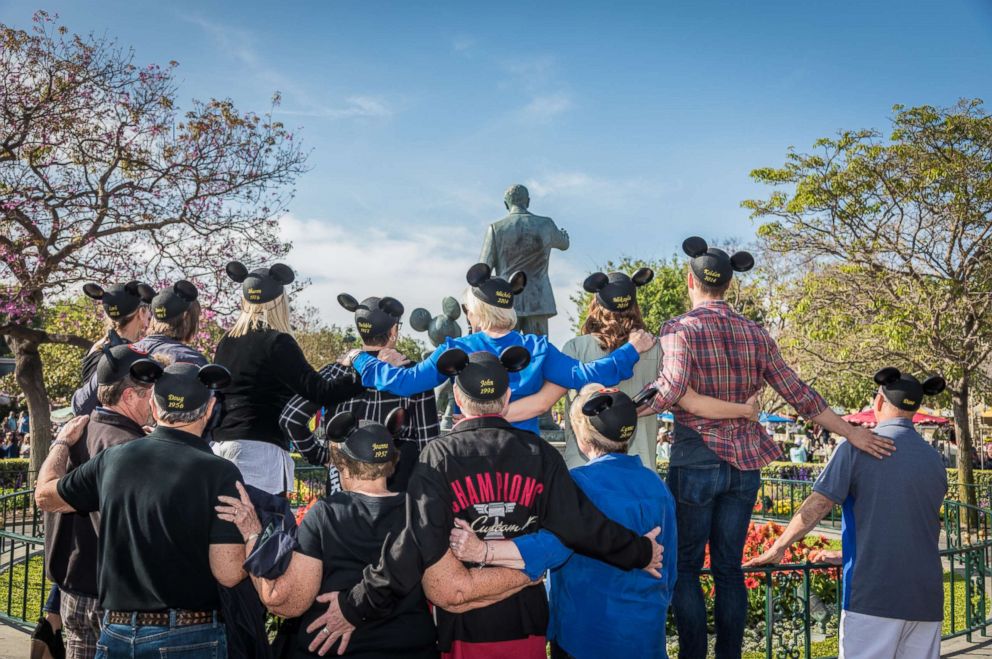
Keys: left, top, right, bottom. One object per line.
{"left": 1, "top": 13, "right": 307, "bottom": 474}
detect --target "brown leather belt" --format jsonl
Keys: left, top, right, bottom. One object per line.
{"left": 106, "top": 609, "right": 218, "bottom": 627}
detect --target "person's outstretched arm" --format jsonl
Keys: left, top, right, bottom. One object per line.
{"left": 351, "top": 346, "right": 446, "bottom": 397}
{"left": 270, "top": 334, "right": 365, "bottom": 409}
{"left": 542, "top": 332, "right": 653, "bottom": 390}
{"left": 421, "top": 550, "right": 535, "bottom": 614}
{"left": 279, "top": 362, "right": 350, "bottom": 466}
{"left": 506, "top": 382, "right": 567, "bottom": 422}
{"left": 679, "top": 387, "right": 760, "bottom": 421}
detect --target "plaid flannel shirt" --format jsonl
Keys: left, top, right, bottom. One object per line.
{"left": 279, "top": 360, "right": 439, "bottom": 469}
{"left": 648, "top": 300, "right": 828, "bottom": 471}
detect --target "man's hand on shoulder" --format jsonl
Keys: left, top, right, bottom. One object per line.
{"left": 629, "top": 329, "right": 656, "bottom": 354}
{"left": 846, "top": 425, "right": 895, "bottom": 459}
{"left": 56, "top": 415, "right": 89, "bottom": 447}
{"left": 377, "top": 348, "right": 409, "bottom": 367}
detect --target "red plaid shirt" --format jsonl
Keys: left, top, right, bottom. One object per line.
{"left": 649, "top": 300, "right": 828, "bottom": 471}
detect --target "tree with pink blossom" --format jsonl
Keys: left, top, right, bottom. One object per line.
{"left": 1, "top": 12, "right": 307, "bottom": 475}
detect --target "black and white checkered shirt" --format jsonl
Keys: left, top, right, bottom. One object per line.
{"left": 279, "top": 359, "right": 439, "bottom": 469}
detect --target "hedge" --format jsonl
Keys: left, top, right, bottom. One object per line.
{"left": 0, "top": 459, "right": 30, "bottom": 490}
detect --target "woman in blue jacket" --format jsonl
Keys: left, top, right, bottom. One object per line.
{"left": 448, "top": 385, "right": 678, "bottom": 659}
{"left": 347, "top": 263, "right": 747, "bottom": 435}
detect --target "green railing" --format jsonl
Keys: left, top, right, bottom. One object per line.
{"left": 1, "top": 470, "right": 989, "bottom": 656}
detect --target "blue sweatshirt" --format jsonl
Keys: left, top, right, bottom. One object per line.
{"left": 352, "top": 331, "right": 640, "bottom": 435}
{"left": 513, "top": 453, "right": 678, "bottom": 659}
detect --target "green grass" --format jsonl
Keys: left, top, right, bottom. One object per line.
{"left": 0, "top": 554, "right": 46, "bottom": 623}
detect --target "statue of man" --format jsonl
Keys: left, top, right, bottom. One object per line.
{"left": 479, "top": 184, "right": 569, "bottom": 337}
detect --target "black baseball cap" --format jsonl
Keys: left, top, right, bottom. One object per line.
{"left": 326, "top": 409, "right": 405, "bottom": 464}
{"left": 337, "top": 295, "right": 404, "bottom": 339}
{"left": 151, "top": 281, "right": 199, "bottom": 321}
{"left": 83, "top": 281, "right": 155, "bottom": 320}
{"left": 96, "top": 344, "right": 152, "bottom": 386}
{"left": 466, "top": 263, "right": 527, "bottom": 309}
{"left": 437, "top": 347, "right": 530, "bottom": 400}
{"left": 226, "top": 261, "right": 295, "bottom": 304}
{"left": 682, "top": 237, "right": 754, "bottom": 287}
{"left": 874, "top": 367, "right": 946, "bottom": 412}
{"left": 583, "top": 268, "right": 654, "bottom": 312}
{"left": 581, "top": 388, "right": 638, "bottom": 442}
{"left": 130, "top": 360, "right": 230, "bottom": 413}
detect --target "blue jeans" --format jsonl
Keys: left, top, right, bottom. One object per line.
{"left": 668, "top": 462, "right": 760, "bottom": 659}
{"left": 95, "top": 611, "right": 227, "bottom": 658}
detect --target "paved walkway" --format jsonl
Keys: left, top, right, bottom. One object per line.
{"left": 0, "top": 621, "right": 28, "bottom": 659}
{"left": 942, "top": 634, "right": 992, "bottom": 657}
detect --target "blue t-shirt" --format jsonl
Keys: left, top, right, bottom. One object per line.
{"left": 512, "top": 453, "right": 677, "bottom": 658}
{"left": 813, "top": 417, "right": 946, "bottom": 621}
{"left": 353, "top": 331, "right": 639, "bottom": 435}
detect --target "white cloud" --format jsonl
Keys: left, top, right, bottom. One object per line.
{"left": 452, "top": 36, "right": 477, "bottom": 53}
{"left": 279, "top": 95, "right": 393, "bottom": 120}
{"left": 519, "top": 93, "right": 573, "bottom": 121}
{"left": 279, "top": 214, "right": 582, "bottom": 342}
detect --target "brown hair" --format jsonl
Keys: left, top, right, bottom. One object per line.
{"left": 329, "top": 444, "right": 398, "bottom": 481}
{"left": 97, "top": 377, "right": 151, "bottom": 407}
{"left": 581, "top": 297, "right": 647, "bottom": 352}
{"left": 146, "top": 300, "right": 201, "bottom": 343}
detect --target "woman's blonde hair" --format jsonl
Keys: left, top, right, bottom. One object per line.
{"left": 463, "top": 288, "right": 517, "bottom": 333}
{"left": 228, "top": 293, "right": 293, "bottom": 338}
{"left": 569, "top": 383, "right": 630, "bottom": 455}
{"left": 581, "top": 297, "right": 647, "bottom": 352}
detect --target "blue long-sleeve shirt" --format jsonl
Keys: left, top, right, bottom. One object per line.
{"left": 352, "top": 331, "right": 639, "bottom": 435}
{"left": 513, "top": 453, "right": 678, "bottom": 659}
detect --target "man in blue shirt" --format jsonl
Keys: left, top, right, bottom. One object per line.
{"left": 747, "top": 367, "right": 948, "bottom": 659}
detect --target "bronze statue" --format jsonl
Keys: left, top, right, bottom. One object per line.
{"left": 479, "top": 184, "right": 569, "bottom": 337}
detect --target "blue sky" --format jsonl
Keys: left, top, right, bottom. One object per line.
{"left": 2, "top": 0, "right": 990, "bottom": 337}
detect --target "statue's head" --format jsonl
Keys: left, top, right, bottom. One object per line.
{"left": 504, "top": 184, "right": 530, "bottom": 211}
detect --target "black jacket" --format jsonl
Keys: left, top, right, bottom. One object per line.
{"left": 212, "top": 329, "right": 365, "bottom": 447}
{"left": 339, "top": 416, "right": 652, "bottom": 650}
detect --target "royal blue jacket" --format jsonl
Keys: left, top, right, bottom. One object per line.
{"left": 513, "top": 453, "right": 678, "bottom": 659}
{"left": 352, "top": 331, "right": 639, "bottom": 435}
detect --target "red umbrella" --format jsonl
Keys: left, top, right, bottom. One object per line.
{"left": 842, "top": 409, "right": 950, "bottom": 427}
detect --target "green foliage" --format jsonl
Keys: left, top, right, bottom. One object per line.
{"left": 0, "top": 555, "right": 47, "bottom": 623}
{"left": 0, "top": 459, "right": 31, "bottom": 489}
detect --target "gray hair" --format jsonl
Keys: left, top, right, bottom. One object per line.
{"left": 154, "top": 398, "right": 210, "bottom": 425}
{"left": 454, "top": 383, "right": 507, "bottom": 416}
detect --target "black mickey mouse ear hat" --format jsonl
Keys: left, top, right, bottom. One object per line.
{"left": 84, "top": 281, "right": 155, "bottom": 320}
{"left": 96, "top": 344, "right": 151, "bottom": 386}
{"left": 583, "top": 268, "right": 654, "bottom": 313}
{"left": 337, "top": 294, "right": 405, "bottom": 340}
{"left": 151, "top": 281, "right": 199, "bottom": 322}
{"left": 682, "top": 237, "right": 754, "bottom": 288}
{"left": 873, "top": 367, "right": 946, "bottom": 412}
{"left": 325, "top": 408, "right": 404, "bottom": 464}
{"left": 226, "top": 261, "right": 295, "bottom": 304}
{"left": 437, "top": 347, "right": 531, "bottom": 400}
{"left": 130, "top": 360, "right": 231, "bottom": 414}
{"left": 466, "top": 263, "right": 527, "bottom": 309}
{"left": 581, "top": 388, "right": 638, "bottom": 443}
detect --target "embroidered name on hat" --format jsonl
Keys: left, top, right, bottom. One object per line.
{"left": 247, "top": 287, "right": 263, "bottom": 300}
{"left": 619, "top": 424, "right": 635, "bottom": 440}
{"left": 703, "top": 268, "right": 721, "bottom": 283}
{"left": 479, "top": 378, "right": 495, "bottom": 395}
{"left": 611, "top": 294, "right": 631, "bottom": 309}
{"left": 167, "top": 393, "right": 185, "bottom": 409}
{"left": 154, "top": 307, "right": 167, "bottom": 319}
{"left": 372, "top": 442, "right": 390, "bottom": 459}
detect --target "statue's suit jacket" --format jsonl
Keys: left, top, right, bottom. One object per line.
{"left": 480, "top": 210, "right": 569, "bottom": 317}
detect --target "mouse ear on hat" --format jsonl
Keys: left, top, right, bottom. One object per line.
{"left": 226, "top": 261, "right": 249, "bottom": 283}
{"left": 873, "top": 366, "right": 901, "bottom": 386}
{"left": 173, "top": 280, "right": 199, "bottom": 302}
{"left": 442, "top": 296, "right": 461, "bottom": 320}
{"left": 581, "top": 393, "right": 613, "bottom": 418}
{"left": 385, "top": 407, "right": 407, "bottom": 439}
{"left": 583, "top": 272, "right": 609, "bottom": 293}
{"left": 379, "top": 297, "right": 404, "bottom": 318}
{"left": 922, "top": 375, "right": 946, "bottom": 396}
{"left": 198, "top": 364, "right": 232, "bottom": 390}
{"left": 466, "top": 263, "right": 492, "bottom": 287}
{"left": 337, "top": 294, "right": 360, "bottom": 313}
{"left": 499, "top": 346, "right": 531, "bottom": 373}
{"left": 326, "top": 411, "right": 358, "bottom": 442}
{"left": 409, "top": 308, "right": 432, "bottom": 333}
{"left": 508, "top": 271, "right": 527, "bottom": 295}
{"left": 136, "top": 283, "right": 155, "bottom": 303}
{"left": 731, "top": 251, "right": 755, "bottom": 273}
{"left": 682, "top": 236, "right": 709, "bottom": 258}
{"left": 632, "top": 267, "right": 655, "bottom": 287}
{"left": 268, "top": 263, "right": 295, "bottom": 285}
{"left": 129, "top": 358, "right": 164, "bottom": 384}
{"left": 437, "top": 348, "right": 469, "bottom": 376}
{"left": 83, "top": 283, "right": 105, "bottom": 301}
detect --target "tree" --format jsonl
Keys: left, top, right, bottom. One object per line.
{"left": 0, "top": 13, "right": 306, "bottom": 474}
{"left": 744, "top": 99, "right": 992, "bottom": 506}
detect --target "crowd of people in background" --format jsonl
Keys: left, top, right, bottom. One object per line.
{"left": 20, "top": 207, "right": 948, "bottom": 659}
